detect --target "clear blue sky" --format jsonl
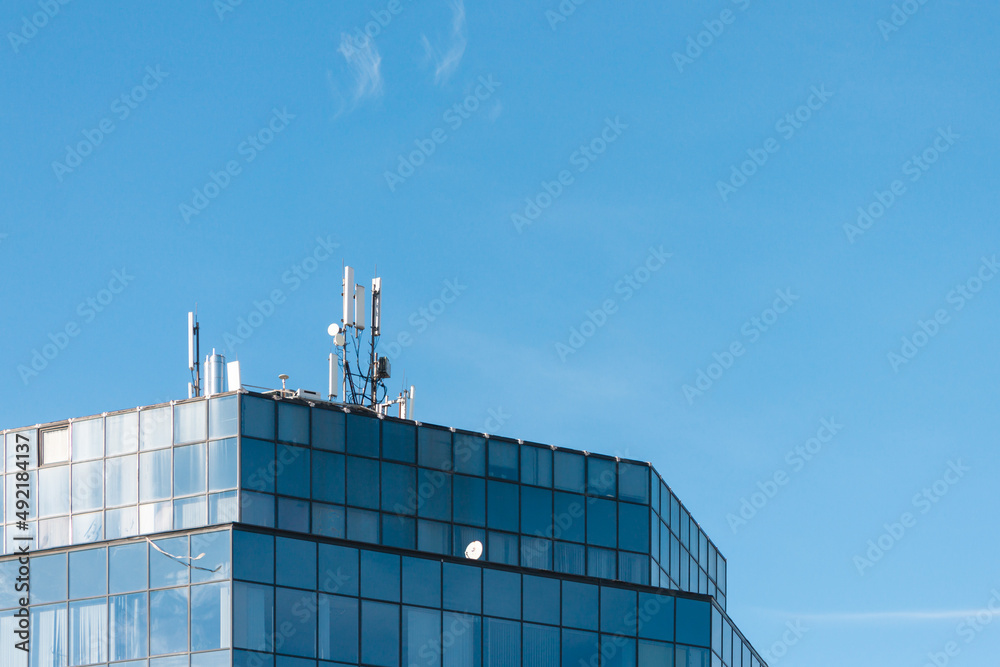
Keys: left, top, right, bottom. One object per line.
{"left": 3, "top": 1, "right": 999, "bottom": 664}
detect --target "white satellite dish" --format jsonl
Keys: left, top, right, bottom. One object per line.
{"left": 327, "top": 323, "right": 341, "bottom": 336}
{"left": 464, "top": 540, "right": 483, "bottom": 560}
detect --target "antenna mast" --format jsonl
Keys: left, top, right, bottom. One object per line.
{"left": 188, "top": 311, "right": 201, "bottom": 398}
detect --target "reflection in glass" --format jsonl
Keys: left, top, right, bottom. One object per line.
{"left": 140, "top": 407, "right": 172, "bottom": 451}
{"left": 69, "top": 598, "right": 107, "bottom": 666}
{"left": 105, "top": 506, "right": 139, "bottom": 540}
{"left": 106, "top": 411, "right": 138, "bottom": 456}
{"left": 278, "top": 401, "right": 310, "bottom": 445}
{"left": 71, "top": 460, "right": 103, "bottom": 512}
{"left": 106, "top": 455, "right": 137, "bottom": 507}
{"left": 208, "top": 438, "right": 238, "bottom": 491}
{"left": 150, "top": 587, "right": 189, "bottom": 655}
{"left": 139, "top": 501, "right": 172, "bottom": 535}
{"left": 173, "top": 443, "right": 206, "bottom": 497}
{"left": 109, "top": 542, "right": 146, "bottom": 593}
{"left": 192, "top": 582, "right": 232, "bottom": 651}
{"left": 38, "top": 465, "right": 70, "bottom": 517}
{"left": 110, "top": 593, "right": 147, "bottom": 661}
{"left": 69, "top": 548, "right": 106, "bottom": 599}
{"left": 361, "top": 600, "right": 399, "bottom": 667}
{"left": 174, "top": 400, "right": 207, "bottom": 444}
{"left": 318, "top": 595, "right": 357, "bottom": 663}
{"left": 209, "top": 395, "right": 239, "bottom": 439}
{"left": 71, "top": 418, "right": 104, "bottom": 462}
{"left": 30, "top": 603, "right": 67, "bottom": 667}
{"left": 140, "top": 450, "right": 171, "bottom": 502}
{"left": 72, "top": 512, "right": 103, "bottom": 545}
{"left": 175, "top": 495, "right": 207, "bottom": 529}
{"left": 209, "top": 490, "right": 238, "bottom": 524}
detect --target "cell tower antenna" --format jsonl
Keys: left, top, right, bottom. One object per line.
{"left": 188, "top": 310, "right": 201, "bottom": 398}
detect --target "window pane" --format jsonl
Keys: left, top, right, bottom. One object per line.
{"left": 234, "top": 582, "right": 274, "bottom": 651}
{"left": 346, "top": 414, "right": 379, "bottom": 457}
{"left": 676, "top": 646, "right": 710, "bottom": 667}
{"left": 417, "top": 468, "right": 451, "bottom": 521}
{"left": 587, "top": 498, "right": 616, "bottom": 548}
{"left": 453, "top": 475, "right": 485, "bottom": 526}
{"left": 69, "top": 548, "right": 106, "bottom": 599}
{"left": 241, "top": 490, "right": 275, "bottom": 526}
{"left": 402, "top": 557, "right": 440, "bottom": 607}
{"left": 483, "top": 569, "right": 520, "bottom": 619}
{"left": 443, "top": 613, "right": 481, "bottom": 667}
{"left": 588, "top": 547, "right": 616, "bottom": 580}
{"left": 208, "top": 438, "right": 238, "bottom": 491}
{"left": 209, "top": 395, "right": 239, "bottom": 439}
{"left": 601, "top": 635, "right": 636, "bottom": 667}
{"left": 277, "top": 537, "right": 316, "bottom": 590}
{"left": 39, "top": 516, "right": 70, "bottom": 550}
{"left": 72, "top": 460, "right": 103, "bottom": 513}
{"left": 523, "top": 623, "right": 559, "bottom": 667}
{"left": 106, "top": 412, "right": 139, "bottom": 456}
{"left": 41, "top": 428, "right": 69, "bottom": 465}
{"left": 521, "top": 534, "right": 553, "bottom": 570}
{"left": 33, "top": 553, "right": 67, "bottom": 604}
{"left": 619, "top": 552, "right": 648, "bottom": 586}
{"left": 452, "top": 433, "right": 484, "bottom": 476}
{"left": 521, "top": 447, "right": 551, "bottom": 487}
{"left": 311, "top": 451, "right": 345, "bottom": 504}
{"left": 381, "top": 462, "right": 416, "bottom": 515}
{"left": 418, "top": 427, "right": 451, "bottom": 470}
{"left": 554, "top": 542, "right": 585, "bottom": 575}
{"left": 241, "top": 396, "right": 275, "bottom": 440}
{"left": 453, "top": 525, "right": 485, "bottom": 561}
{"left": 110, "top": 592, "right": 148, "bottom": 660}
{"left": 601, "top": 587, "right": 637, "bottom": 635}
{"left": 346, "top": 456, "right": 379, "bottom": 508}
{"left": 562, "top": 581, "right": 598, "bottom": 630}
{"left": 241, "top": 438, "right": 275, "bottom": 493}
{"left": 362, "top": 550, "right": 400, "bottom": 602}
{"left": 588, "top": 458, "right": 616, "bottom": 498}
{"left": 139, "top": 499, "right": 173, "bottom": 534}
{"left": 69, "top": 598, "right": 107, "bottom": 665}
{"left": 619, "top": 503, "right": 649, "bottom": 553}
{"left": 523, "top": 575, "right": 559, "bottom": 625}
{"left": 106, "top": 506, "right": 139, "bottom": 540}
{"left": 319, "top": 544, "right": 358, "bottom": 595}
{"left": 487, "top": 439, "right": 518, "bottom": 480}
{"left": 520, "top": 486, "right": 552, "bottom": 537}
{"left": 312, "top": 502, "right": 345, "bottom": 538}
{"left": 175, "top": 495, "right": 208, "bottom": 529}
{"left": 675, "top": 598, "right": 711, "bottom": 648}
{"left": 276, "top": 446, "right": 310, "bottom": 498}
{"left": 561, "top": 629, "right": 597, "bottom": 667}
{"left": 192, "top": 530, "right": 232, "bottom": 583}
{"left": 383, "top": 420, "right": 416, "bottom": 463}
{"left": 554, "top": 451, "right": 585, "bottom": 493}
{"left": 150, "top": 536, "right": 189, "bottom": 588}
{"left": 174, "top": 443, "right": 206, "bottom": 497}
{"left": 487, "top": 481, "right": 518, "bottom": 532}
{"left": 278, "top": 402, "right": 310, "bottom": 445}
{"left": 417, "top": 519, "right": 451, "bottom": 555}
{"left": 72, "top": 418, "right": 104, "bottom": 461}
{"left": 318, "top": 594, "right": 358, "bottom": 662}
{"left": 404, "top": 606, "right": 440, "bottom": 667}
{"left": 311, "top": 408, "right": 345, "bottom": 452}
{"left": 276, "top": 588, "right": 318, "bottom": 657}
{"left": 140, "top": 407, "right": 172, "bottom": 450}
{"left": 277, "top": 497, "right": 309, "bottom": 532}
{"left": 443, "top": 563, "right": 480, "bottom": 613}
{"left": 39, "top": 465, "right": 70, "bottom": 517}
{"left": 140, "top": 450, "right": 171, "bottom": 502}
{"left": 638, "top": 639, "right": 672, "bottom": 666}
{"left": 619, "top": 463, "right": 649, "bottom": 504}
{"left": 31, "top": 603, "right": 67, "bottom": 667}
{"left": 484, "top": 617, "right": 520, "bottom": 666}
{"left": 233, "top": 531, "right": 274, "bottom": 583}
{"left": 106, "top": 455, "right": 137, "bottom": 507}
{"left": 110, "top": 543, "right": 146, "bottom": 593}
{"left": 174, "top": 400, "right": 207, "bottom": 445}
{"left": 361, "top": 602, "right": 400, "bottom": 667}
{"left": 383, "top": 514, "right": 416, "bottom": 550}
{"left": 488, "top": 531, "right": 518, "bottom": 566}
{"left": 553, "top": 493, "right": 586, "bottom": 543}
{"left": 347, "top": 507, "right": 378, "bottom": 543}
{"left": 209, "top": 489, "right": 239, "bottom": 523}
{"left": 191, "top": 582, "right": 231, "bottom": 651}
{"left": 150, "top": 587, "right": 189, "bottom": 655}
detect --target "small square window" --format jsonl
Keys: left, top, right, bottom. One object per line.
{"left": 40, "top": 428, "right": 69, "bottom": 465}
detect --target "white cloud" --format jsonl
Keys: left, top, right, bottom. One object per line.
{"left": 421, "top": 0, "right": 467, "bottom": 85}
{"left": 337, "top": 33, "right": 384, "bottom": 102}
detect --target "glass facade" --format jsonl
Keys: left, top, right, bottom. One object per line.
{"left": 1, "top": 391, "right": 761, "bottom": 666}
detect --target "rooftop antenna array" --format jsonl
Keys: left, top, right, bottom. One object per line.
{"left": 188, "top": 311, "right": 201, "bottom": 398}
{"left": 185, "top": 311, "right": 241, "bottom": 397}
{"left": 330, "top": 266, "right": 414, "bottom": 417}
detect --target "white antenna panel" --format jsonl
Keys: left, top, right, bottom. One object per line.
{"left": 355, "top": 284, "right": 366, "bottom": 331}
{"left": 227, "top": 361, "right": 241, "bottom": 391}
{"left": 187, "top": 312, "right": 195, "bottom": 370}
{"left": 371, "top": 277, "right": 382, "bottom": 336}
{"left": 342, "top": 266, "right": 355, "bottom": 326}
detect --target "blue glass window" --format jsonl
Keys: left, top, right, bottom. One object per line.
{"left": 382, "top": 462, "right": 416, "bottom": 515}
{"left": 676, "top": 645, "right": 710, "bottom": 667}
{"left": 174, "top": 443, "right": 206, "bottom": 497}
{"left": 601, "top": 586, "right": 637, "bottom": 635}
{"left": 520, "top": 486, "right": 552, "bottom": 537}
{"left": 319, "top": 544, "right": 358, "bottom": 596}
{"left": 318, "top": 594, "right": 358, "bottom": 662}
{"left": 30, "top": 603, "right": 67, "bottom": 665}
{"left": 523, "top": 623, "right": 559, "bottom": 666}
{"left": 312, "top": 408, "right": 345, "bottom": 452}
{"left": 140, "top": 449, "right": 172, "bottom": 502}
{"left": 347, "top": 508, "right": 379, "bottom": 542}
{"left": 192, "top": 530, "right": 231, "bottom": 583}
{"left": 521, "top": 536, "right": 553, "bottom": 570}
{"left": 33, "top": 553, "right": 67, "bottom": 603}
{"left": 346, "top": 414, "right": 379, "bottom": 457}
{"left": 488, "top": 439, "right": 518, "bottom": 480}
{"left": 418, "top": 427, "right": 452, "bottom": 470}
{"left": 192, "top": 582, "right": 232, "bottom": 651}
{"left": 484, "top": 617, "right": 521, "bottom": 666}
{"left": 69, "top": 547, "right": 106, "bottom": 599}
{"left": 106, "top": 411, "right": 138, "bottom": 456}
{"left": 675, "top": 598, "right": 711, "bottom": 648}
{"left": 587, "top": 498, "right": 616, "bottom": 548}
{"left": 554, "top": 451, "right": 585, "bottom": 493}
{"left": 174, "top": 400, "right": 207, "bottom": 445}
{"left": 69, "top": 597, "right": 108, "bottom": 665}
{"left": 619, "top": 462, "right": 648, "bottom": 504}
{"left": 39, "top": 465, "right": 69, "bottom": 516}
{"left": 241, "top": 491, "right": 275, "bottom": 528}
{"left": 278, "top": 402, "right": 310, "bottom": 445}
{"left": 601, "top": 635, "right": 636, "bottom": 667}
{"left": 234, "top": 582, "right": 274, "bottom": 651}
{"left": 277, "top": 537, "right": 316, "bottom": 590}
{"left": 278, "top": 497, "right": 310, "bottom": 532}
{"left": 553, "top": 492, "right": 586, "bottom": 543}
{"left": 383, "top": 514, "right": 416, "bottom": 550}
{"left": 276, "top": 587, "right": 316, "bottom": 657}
{"left": 242, "top": 396, "right": 275, "bottom": 440}
{"left": 72, "top": 417, "right": 104, "bottom": 461}
{"left": 362, "top": 550, "right": 400, "bottom": 602}
{"left": 241, "top": 438, "right": 275, "bottom": 493}
{"left": 140, "top": 406, "right": 172, "bottom": 450}
{"left": 312, "top": 502, "right": 345, "bottom": 538}
{"left": 521, "top": 446, "right": 552, "bottom": 487}
{"left": 418, "top": 519, "right": 451, "bottom": 555}
{"left": 453, "top": 433, "right": 485, "bottom": 476}
{"left": 443, "top": 613, "right": 481, "bottom": 667}
{"left": 483, "top": 569, "right": 520, "bottom": 619}
{"left": 588, "top": 547, "right": 616, "bottom": 580}
{"left": 402, "top": 556, "right": 440, "bottom": 607}
{"left": 638, "top": 639, "right": 671, "bottom": 666}
{"left": 453, "top": 475, "right": 485, "bottom": 526}
{"left": 110, "top": 592, "right": 147, "bottom": 660}
{"left": 106, "top": 454, "right": 137, "bottom": 507}
{"left": 488, "top": 531, "right": 519, "bottom": 565}
{"left": 150, "top": 536, "right": 189, "bottom": 588}
{"left": 404, "top": 606, "right": 441, "bottom": 667}
{"left": 587, "top": 457, "right": 616, "bottom": 498}
{"left": 150, "top": 587, "right": 188, "bottom": 655}
{"left": 619, "top": 502, "right": 649, "bottom": 553}
{"left": 453, "top": 525, "right": 486, "bottom": 560}
{"left": 562, "top": 581, "right": 597, "bottom": 630}
{"left": 208, "top": 438, "right": 238, "bottom": 491}
{"left": 443, "top": 563, "right": 481, "bottom": 613}
{"left": 109, "top": 543, "right": 146, "bottom": 593}
{"left": 417, "top": 468, "right": 451, "bottom": 521}
{"left": 561, "top": 629, "right": 598, "bottom": 667}
{"left": 209, "top": 394, "right": 239, "bottom": 439}
{"left": 554, "top": 542, "right": 585, "bottom": 576}
{"left": 487, "top": 480, "right": 518, "bottom": 532}
{"left": 522, "top": 575, "right": 559, "bottom": 625}
{"left": 311, "top": 451, "right": 345, "bottom": 504}
{"left": 276, "top": 445, "right": 310, "bottom": 498}
{"left": 71, "top": 460, "right": 103, "bottom": 512}
{"left": 234, "top": 531, "right": 274, "bottom": 583}
{"left": 383, "top": 420, "right": 416, "bottom": 463}
{"left": 362, "top": 601, "right": 399, "bottom": 667}
{"left": 619, "top": 552, "right": 649, "bottom": 586}
{"left": 346, "top": 456, "right": 379, "bottom": 509}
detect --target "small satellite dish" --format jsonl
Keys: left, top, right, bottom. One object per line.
{"left": 464, "top": 540, "right": 483, "bottom": 560}
{"left": 327, "top": 323, "right": 341, "bottom": 336}
{"left": 334, "top": 333, "right": 345, "bottom": 347}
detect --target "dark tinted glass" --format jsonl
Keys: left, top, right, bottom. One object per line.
{"left": 346, "top": 456, "right": 379, "bottom": 508}
{"left": 619, "top": 502, "right": 649, "bottom": 553}
{"left": 453, "top": 475, "right": 486, "bottom": 526}
{"left": 277, "top": 402, "right": 309, "bottom": 445}
{"left": 552, "top": 492, "right": 586, "bottom": 543}
{"left": 319, "top": 544, "right": 358, "bottom": 596}
{"left": 383, "top": 420, "right": 416, "bottom": 463}
{"left": 487, "top": 439, "right": 518, "bottom": 480}
{"left": 562, "top": 581, "right": 598, "bottom": 630}
{"left": 418, "top": 468, "right": 451, "bottom": 521}
{"left": 402, "top": 557, "right": 440, "bottom": 607}
{"left": 554, "top": 451, "right": 585, "bottom": 493}
{"left": 600, "top": 586, "right": 637, "bottom": 635}
{"left": 443, "top": 563, "right": 481, "bottom": 613}
{"left": 487, "top": 480, "right": 519, "bottom": 532}
{"left": 483, "top": 569, "right": 520, "bottom": 619}
{"left": 312, "top": 409, "right": 345, "bottom": 452}
{"left": 675, "top": 597, "right": 711, "bottom": 647}
{"left": 361, "top": 550, "right": 400, "bottom": 602}
{"left": 346, "top": 413, "right": 379, "bottom": 457}
{"left": 453, "top": 433, "right": 485, "bottom": 476}
{"left": 587, "top": 457, "right": 616, "bottom": 498}
{"left": 522, "top": 575, "right": 560, "bottom": 625}
{"left": 381, "top": 462, "right": 417, "bottom": 515}
{"left": 276, "top": 445, "right": 310, "bottom": 498}
{"left": 521, "top": 486, "right": 552, "bottom": 536}
{"left": 312, "top": 451, "right": 345, "bottom": 504}
{"left": 587, "top": 498, "right": 617, "bottom": 548}
{"left": 521, "top": 446, "right": 552, "bottom": 487}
